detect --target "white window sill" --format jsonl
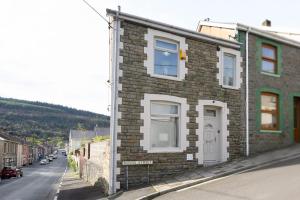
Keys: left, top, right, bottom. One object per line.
{"left": 259, "top": 130, "right": 282, "bottom": 134}
{"left": 150, "top": 74, "right": 183, "bottom": 81}
{"left": 221, "top": 85, "right": 239, "bottom": 90}
{"left": 261, "top": 72, "right": 280, "bottom": 77}
{"left": 148, "top": 147, "right": 183, "bottom": 153}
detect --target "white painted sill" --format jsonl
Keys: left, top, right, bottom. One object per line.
{"left": 261, "top": 72, "right": 281, "bottom": 77}
{"left": 259, "top": 130, "right": 282, "bottom": 134}
{"left": 221, "top": 85, "right": 240, "bottom": 90}
{"left": 148, "top": 147, "right": 183, "bottom": 153}
{"left": 150, "top": 73, "right": 183, "bottom": 81}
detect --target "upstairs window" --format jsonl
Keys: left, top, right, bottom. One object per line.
{"left": 150, "top": 101, "right": 180, "bottom": 148}
{"left": 262, "top": 44, "right": 277, "bottom": 74}
{"left": 261, "top": 92, "right": 279, "bottom": 130}
{"left": 154, "top": 39, "right": 179, "bottom": 77}
{"left": 217, "top": 47, "right": 242, "bottom": 89}
{"left": 223, "top": 53, "right": 236, "bottom": 87}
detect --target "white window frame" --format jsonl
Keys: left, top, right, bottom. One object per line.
{"left": 141, "top": 94, "right": 189, "bottom": 153}
{"left": 216, "top": 47, "right": 243, "bottom": 90}
{"left": 154, "top": 38, "right": 179, "bottom": 78}
{"left": 144, "top": 29, "right": 188, "bottom": 81}
{"left": 150, "top": 101, "right": 180, "bottom": 149}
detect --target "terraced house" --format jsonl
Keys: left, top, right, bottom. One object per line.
{"left": 198, "top": 19, "right": 300, "bottom": 154}
{"left": 107, "top": 9, "right": 246, "bottom": 193}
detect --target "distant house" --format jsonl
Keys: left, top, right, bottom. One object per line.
{"left": 69, "top": 126, "right": 110, "bottom": 153}
{"left": 0, "top": 132, "right": 18, "bottom": 169}
{"left": 22, "top": 143, "right": 30, "bottom": 166}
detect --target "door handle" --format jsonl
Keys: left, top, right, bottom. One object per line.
{"left": 214, "top": 137, "right": 216, "bottom": 142}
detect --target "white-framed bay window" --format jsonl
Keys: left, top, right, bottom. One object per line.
{"left": 217, "top": 47, "right": 243, "bottom": 90}
{"left": 144, "top": 29, "right": 188, "bottom": 81}
{"left": 140, "top": 94, "right": 188, "bottom": 153}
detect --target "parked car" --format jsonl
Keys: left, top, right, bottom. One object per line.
{"left": 45, "top": 156, "right": 51, "bottom": 162}
{"left": 40, "top": 159, "right": 48, "bottom": 165}
{"left": 48, "top": 157, "right": 53, "bottom": 162}
{"left": 1, "top": 166, "right": 23, "bottom": 179}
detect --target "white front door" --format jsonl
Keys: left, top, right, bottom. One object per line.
{"left": 203, "top": 107, "right": 220, "bottom": 166}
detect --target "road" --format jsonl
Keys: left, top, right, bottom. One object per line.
{"left": 155, "top": 157, "right": 300, "bottom": 200}
{"left": 0, "top": 154, "right": 67, "bottom": 200}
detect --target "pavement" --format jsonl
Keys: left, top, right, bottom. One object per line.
{"left": 155, "top": 157, "right": 300, "bottom": 200}
{"left": 57, "top": 169, "right": 105, "bottom": 200}
{"left": 114, "top": 144, "right": 300, "bottom": 200}
{"left": 0, "top": 154, "right": 67, "bottom": 200}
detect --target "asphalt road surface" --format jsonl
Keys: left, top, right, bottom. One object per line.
{"left": 0, "top": 153, "right": 67, "bottom": 200}
{"left": 155, "top": 157, "right": 300, "bottom": 200}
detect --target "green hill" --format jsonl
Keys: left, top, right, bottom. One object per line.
{"left": 0, "top": 97, "right": 110, "bottom": 140}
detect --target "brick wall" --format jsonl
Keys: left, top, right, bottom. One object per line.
{"left": 81, "top": 141, "right": 110, "bottom": 194}
{"left": 117, "top": 20, "right": 245, "bottom": 188}
{"left": 247, "top": 33, "right": 300, "bottom": 154}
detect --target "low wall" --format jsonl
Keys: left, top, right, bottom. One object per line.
{"left": 81, "top": 140, "right": 110, "bottom": 194}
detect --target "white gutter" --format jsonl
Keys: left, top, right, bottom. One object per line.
{"left": 237, "top": 23, "right": 300, "bottom": 49}
{"left": 106, "top": 9, "right": 241, "bottom": 50}
{"left": 198, "top": 20, "right": 300, "bottom": 49}
{"left": 109, "top": 6, "right": 120, "bottom": 195}
{"left": 245, "top": 28, "right": 250, "bottom": 157}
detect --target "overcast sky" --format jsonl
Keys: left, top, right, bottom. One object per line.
{"left": 1, "top": 0, "right": 300, "bottom": 115}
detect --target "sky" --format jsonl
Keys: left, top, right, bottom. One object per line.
{"left": 1, "top": 0, "right": 300, "bottom": 115}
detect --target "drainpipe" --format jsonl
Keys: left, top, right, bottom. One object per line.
{"left": 245, "top": 28, "right": 250, "bottom": 156}
{"left": 109, "top": 6, "right": 121, "bottom": 195}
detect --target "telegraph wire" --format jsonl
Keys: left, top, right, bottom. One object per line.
{"left": 82, "top": 0, "right": 114, "bottom": 29}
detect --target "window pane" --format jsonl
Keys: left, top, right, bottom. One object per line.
{"left": 261, "top": 94, "right": 277, "bottom": 111}
{"left": 156, "top": 40, "right": 177, "bottom": 51}
{"left": 223, "top": 53, "right": 236, "bottom": 86}
{"left": 204, "top": 109, "right": 216, "bottom": 117}
{"left": 151, "top": 103, "right": 178, "bottom": 115}
{"left": 151, "top": 117, "right": 178, "bottom": 148}
{"left": 262, "top": 60, "right": 275, "bottom": 73}
{"left": 262, "top": 46, "right": 275, "bottom": 59}
{"left": 154, "top": 49, "right": 178, "bottom": 77}
{"left": 261, "top": 112, "right": 277, "bottom": 129}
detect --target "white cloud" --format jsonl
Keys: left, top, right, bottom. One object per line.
{"left": 1, "top": 0, "right": 300, "bottom": 115}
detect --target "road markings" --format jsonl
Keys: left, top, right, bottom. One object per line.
{"left": 176, "top": 156, "right": 300, "bottom": 193}
{"left": 176, "top": 175, "right": 234, "bottom": 192}
{"left": 53, "top": 166, "right": 68, "bottom": 200}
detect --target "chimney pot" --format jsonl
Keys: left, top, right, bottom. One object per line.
{"left": 262, "top": 19, "right": 271, "bottom": 27}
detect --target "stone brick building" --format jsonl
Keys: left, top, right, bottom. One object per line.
{"left": 107, "top": 9, "right": 245, "bottom": 193}
{"left": 199, "top": 20, "right": 300, "bottom": 155}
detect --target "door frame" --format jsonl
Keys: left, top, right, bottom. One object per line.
{"left": 289, "top": 93, "right": 300, "bottom": 144}
{"left": 294, "top": 97, "right": 300, "bottom": 143}
{"left": 196, "top": 100, "right": 229, "bottom": 165}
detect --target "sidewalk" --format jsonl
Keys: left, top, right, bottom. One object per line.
{"left": 58, "top": 169, "right": 106, "bottom": 200}
{"left": 114, "top": 144, "right": 300, "bottom": 200}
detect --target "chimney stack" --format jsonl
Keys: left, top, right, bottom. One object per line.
{"left": 262, "top": 19, "right": 271, "bottom": 27}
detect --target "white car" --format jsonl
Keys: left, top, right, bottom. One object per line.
{"left": 40, "top": 159, "right": 48, "bottom": 165}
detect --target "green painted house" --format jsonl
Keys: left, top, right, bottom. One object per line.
{"left": 199, "top": 19, "right": 300, "bottom": 155}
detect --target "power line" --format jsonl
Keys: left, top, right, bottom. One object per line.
{"left": 82, "top": 0, "right": 114, "bottom": 29}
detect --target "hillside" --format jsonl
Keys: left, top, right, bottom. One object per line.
{"left": 0, "top": 97, "right": 110, "bottom": 140}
